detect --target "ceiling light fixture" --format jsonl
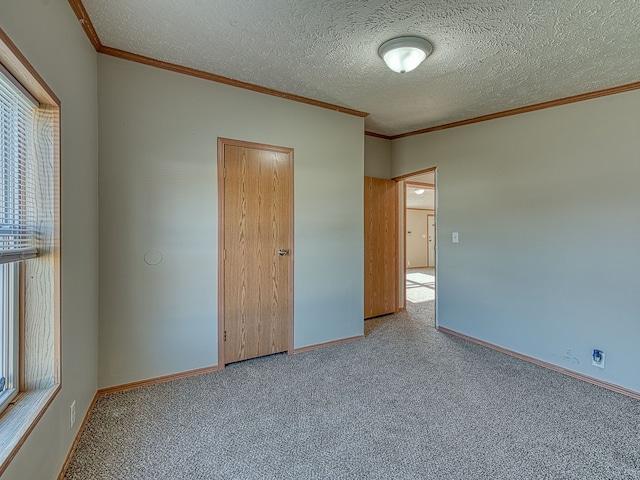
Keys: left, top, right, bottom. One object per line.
{"left": 378, "top": 36, "right": 433, "bottom": 73}
{"left": 414, "top": 188, "right": 425, "bottom": 195}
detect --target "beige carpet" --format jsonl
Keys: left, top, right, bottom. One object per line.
{"left": 64, "top": 301, "right": 640, "bottom": 479}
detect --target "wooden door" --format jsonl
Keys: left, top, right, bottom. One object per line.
{"left": 364, "top": 176, "right": 397, "bottom": 319}
{"left": 219, "top": 139, "right": 293, "bottom": 365}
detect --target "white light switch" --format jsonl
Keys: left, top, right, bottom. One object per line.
{"left": 452, "top": 232, "right": 459, "bottom": 243}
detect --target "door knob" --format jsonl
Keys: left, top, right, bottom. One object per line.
{"left": 278, "top": 249, "right": 290, "bottom": 256}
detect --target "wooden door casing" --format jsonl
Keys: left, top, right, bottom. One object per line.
{"left": 364, "top": 176, "right": 398, "bottom": 319}
{"left": 218, "top": 139, "right": 294, "bottom": 365}
{"left": 427, "top": 214, "right": 436, "bottom": 268}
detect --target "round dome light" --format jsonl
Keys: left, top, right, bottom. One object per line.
{"left": 378, "top": 36, "right": 433, "bottom": 73}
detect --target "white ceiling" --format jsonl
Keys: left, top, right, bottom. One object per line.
{"left": 81, "top": 0, "right": 640, "bottom": 136}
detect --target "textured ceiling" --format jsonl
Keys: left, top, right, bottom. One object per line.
{"left": 81, "top": 0, "right": 640, "bottom": 136}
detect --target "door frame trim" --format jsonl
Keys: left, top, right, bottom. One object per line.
{"left": 426, "top": 213, "right": 436, "bottom": 268}
{"left": 217, "top": 137, "right": 295, "bottom": 368}
{"left": 393, "top": 167, "right": 437, "bottom": 322}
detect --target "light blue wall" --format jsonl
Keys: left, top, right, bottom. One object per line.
{"left": 0, "top": 1, "right": 99, "bottom": 479}
{"left": 98, "top": 56, "right": 364, "bottom": 388}
{"left": 391, "top": 90, "right": 640, "bottom": 393}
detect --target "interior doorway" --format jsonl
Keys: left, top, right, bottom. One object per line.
{"left": 398, "top": 169, "right": 436, "bottom": 327}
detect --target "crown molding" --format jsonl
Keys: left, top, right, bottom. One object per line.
{"left": 67, "top": 0, "right": 102, "bottom": 50}
{"left": 391, "top": 80, "right": 640, "bottom": 139}
{"left": 364, "top": 131, "right": 392, "bottom": 140}
{"left": 98, "top": 46, "right": 368, "bottom": 117}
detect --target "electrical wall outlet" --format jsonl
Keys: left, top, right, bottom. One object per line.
{"left": 70, "top": 400, "right": 76, "bottom": 428}
{"left": 592, "top": 350, "right": 605, "bottom": 369}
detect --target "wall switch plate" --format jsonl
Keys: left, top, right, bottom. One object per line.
{"left": 592, "top": 350, "right": 605, "bottom": 369}
{"left": 452, "top": 232, "right": 459, "bottom": 243}
{"left": 70, "top": 400, "right": 76, "bottom": 428}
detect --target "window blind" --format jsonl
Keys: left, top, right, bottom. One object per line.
{"left": 0, "top": 64, "right": 38, "bottom": 264}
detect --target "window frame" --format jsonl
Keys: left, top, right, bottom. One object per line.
{"left": 0, "top": 27, "right": 61, "bottom": 476}
{"left": 0, "top": 262, "right": 19, "bottom": 414}
{"left": 0, "top": 57, "right": 39, "bottom": 417}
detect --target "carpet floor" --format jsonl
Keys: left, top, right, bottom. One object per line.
{"left": 64, "top": 301, "right": 640, "bottom": 479}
